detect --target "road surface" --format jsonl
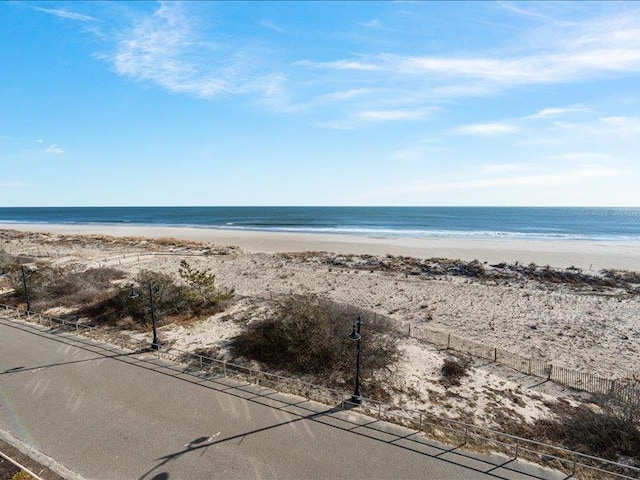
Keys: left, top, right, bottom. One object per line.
{"left": 0, "top": 317, "right": 563, "bottom": 480}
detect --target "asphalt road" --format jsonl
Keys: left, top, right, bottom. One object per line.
{"left": 0, "top": 317, "right": 564, "bottom": 480}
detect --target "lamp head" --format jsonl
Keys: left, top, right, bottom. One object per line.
{"left": 128, "top": 288, "right": 139, "bottom": 299}
{"left": 348, "top": 326, "right": 361, "bottom": 341}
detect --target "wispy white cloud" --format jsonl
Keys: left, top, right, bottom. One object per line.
{"left": 260, "top": 20, "right": 285, "bottom": 33}
{"left": 318, "top": 108, "right": 430, "bottom": 129}
{"left": 600, "top": 116, "right": 640, "bottom": 135}
{"left": 529, "top": 106, "right": 591, "bottom": 118}
{"left": 307, "top": 46, "right": 640, "bottom": 85}
{"left": 482, "top": 163, "right": 536, "bottom": 174}
{"left": 322, "top": 88, "right": 375, "bottom": 101}
{"left": 109, "top": 3, "right": 283, "bottom": 100}
{"left": 496, "top": 1, "right": 559, "bottom": 23}
{"left": 358, "top": 109, "right": 430, "bottom": 121}
{"left": 81, "top": 0, "right": 640, "bottom": 140}
{"left": 454, "top": 122, "right": 520, "bottom": 136}
{"left": 318, "top": 121, "right": 358, "bottom": 130}
{"left": 546, "top": 152, "right": 612, "bottom": 162}
{"left": 34, "top": 7, "right": 97, "bottom": 22}
{"left": 298, "top": 10, "right": 640, "bottom": 102}
{"left": 359, "top": 19, "right": 381, "bottom": 28}
{"left": 296, "top": 59, "right": 379, "bottom": 71}
{"left": 452, "top": 106, "right": 639, "bottom": 147}
{"left": 553, "top": 116, "right": 640, "bottom": 139}
{"left": 45, "top": 144, "right": 64, "bottom": 155}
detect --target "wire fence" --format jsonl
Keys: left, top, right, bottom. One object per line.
{"left": 408, "top": 325, "right": 640, "bottom": 406}
{"left": 2, "top": 304, "right": 640, "bottom": 479}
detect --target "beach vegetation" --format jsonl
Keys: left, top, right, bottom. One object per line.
{"left": 529, "top": 400, "right": 640, "bottom": 465}
{"left": 231, "top": 295, "right": 400, "bottom": 398}
{"left": 11, "top": 471, "right": 34, "bottom": 480}
{"left": 280, "top": 252, "right": 640, "bottom": 292}
{"left": 441, "top": 357, "right": 469, "bottom": 386}
{"left": 178, "top": 260, "right": 234, "bottom": 308}
{"left": 602, "top": 269, "right": 640, "bottom": 284}
{"left": 80, "top": 268, "right": 233, "bottom": 328}
{"left": 1, "top": 255, "right": 236, "bottom": 327}
{"left": 498, "top": 393, "right": 640, "bottom": 469}
{"left": 3, "top": 264, "right": 126, "bottom": 311}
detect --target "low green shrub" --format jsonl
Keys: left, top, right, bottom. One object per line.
{"left": 178, "top": 260, "right": 234, "bottom": 309}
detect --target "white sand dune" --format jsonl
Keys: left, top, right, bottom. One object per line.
{"left": 2, "top": 224, "right": 638, "bottom": 428}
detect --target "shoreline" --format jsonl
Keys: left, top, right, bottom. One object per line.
{"left": 2, "top": 222, "right": 639, "bottom": 271}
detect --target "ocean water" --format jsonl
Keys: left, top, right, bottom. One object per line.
{"left": 0, "top": 207, "right": 638, "bottom": 241}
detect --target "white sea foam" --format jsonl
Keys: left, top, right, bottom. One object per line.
{"left": 213, "top": 224, "right": 639, "bottom": 242}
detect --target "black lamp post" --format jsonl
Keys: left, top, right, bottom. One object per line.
{"left": 348, "top": 316, "right": 363, "bottom": 405}
{"left": 128, "top": 283, "right": 160, "bottom": 350}
{"left": 20, "top": 266, "right": 32, "bottom": 314}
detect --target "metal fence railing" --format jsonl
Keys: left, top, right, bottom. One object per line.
{"left": 2, "top": 304, "right": 640, "bottom": 479}
{"left": 0, "top": 304, "right": 146, "bottom": 352}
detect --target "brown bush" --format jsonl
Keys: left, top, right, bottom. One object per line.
{"left": 79, "top": 269, "right": 232, "bottom": 329}
{"left": 231, "top": 295, "right": 400, "bottom": 393}
{"left": 532, "top": 405, "right": 640, "bottom": 463}
{"left": 441, "top": 357, "right": 469, "bottom": 386}
{"left": 4, "top": 264, "right": 126, "bottom": 310}
{"left": 602, "top": 269, "right": 640, "bottom": 285}
{"left": 289, "top": 251, "right": 640, "bottom": 292}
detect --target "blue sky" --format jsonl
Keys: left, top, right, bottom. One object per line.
{"left": 1, "top": 1, "right": 639, "bottom": 206}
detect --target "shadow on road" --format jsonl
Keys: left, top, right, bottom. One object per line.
{"left": 0, "top": 351, "right": 140, "bottom": 375}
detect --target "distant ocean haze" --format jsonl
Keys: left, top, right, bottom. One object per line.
{"left": 0, "top": 207, "right": 638, "bottom": 242}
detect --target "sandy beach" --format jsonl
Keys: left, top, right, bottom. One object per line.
{"left": 2, "top": 223, "right": 639, "bottom": 271}
{"left": 2, "top": 223, "right": 639, "bottom": 431}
